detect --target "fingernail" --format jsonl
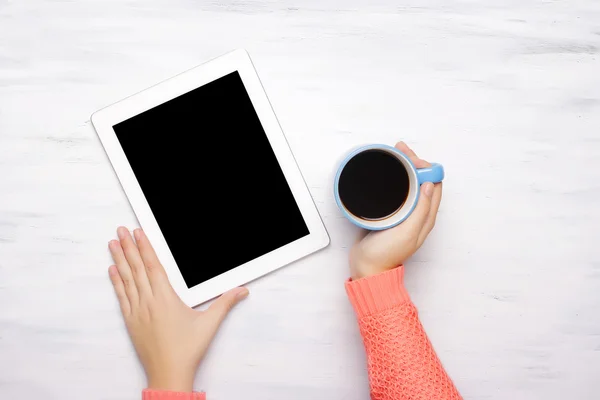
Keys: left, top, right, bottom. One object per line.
{"left": 117, "top": 227, "right": 128, "bottom": 240}
{"left": 423, "top": 182, "right": 434, "bottom": 198}
{"left": 133, "top": 228, "right": 142, "bottom": 241}
{"left": 108, "top": 240, "right": 118, "bottom": 249}
{"left": 235, "top": 287, "right": 249, "bottom": 300}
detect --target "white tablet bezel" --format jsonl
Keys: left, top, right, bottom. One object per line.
{"left": 91, "top": 49, "right": 329, "bottom": 307}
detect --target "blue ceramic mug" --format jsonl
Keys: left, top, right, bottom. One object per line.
{"left": 334, "top": 144, "right": 444, "bottom": 230}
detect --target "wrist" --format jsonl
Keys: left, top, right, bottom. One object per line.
{"left": 349, "top": 247, "right": 403, "bottom": 280}
{"left": 147, "top": 372, "right": 195, "bottom": 392}
{"left": 351, "top": 261, "right": 395, "bottom": 280}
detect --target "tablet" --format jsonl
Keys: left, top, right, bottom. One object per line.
{"left": 91, "top": 49, "right": 329, "bottom": 307}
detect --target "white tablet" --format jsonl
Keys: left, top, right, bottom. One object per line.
{"left": 91, "top": 49, "right": 329, "bottom": 307}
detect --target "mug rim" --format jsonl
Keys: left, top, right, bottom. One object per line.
{"left": 334, "top": 144, "right": 420, "bottom": 231}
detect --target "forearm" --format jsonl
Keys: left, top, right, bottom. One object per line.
{"left": 346, "top": 266, "right": 462, "bottom": 400}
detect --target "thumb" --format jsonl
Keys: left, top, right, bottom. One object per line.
{"left": 402, "top": 182, "right": 434, "bottom": 232}
{"left": 207, "top": 287, "right": 249, "bottom": 324}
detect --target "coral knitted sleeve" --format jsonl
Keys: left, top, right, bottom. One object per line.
{"left": 345, "top": 266, "right": 462, "bottom": 400}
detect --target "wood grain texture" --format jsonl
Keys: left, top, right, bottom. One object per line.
{"left": 1, "top": 1, "right": 600, "bottom": 399}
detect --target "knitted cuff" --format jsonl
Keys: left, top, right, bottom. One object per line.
{"left": 345, "top": 266, "right": 412, "bottom": 318}
{"left": 142, "top": 389, "right": 206, "bottom": 400}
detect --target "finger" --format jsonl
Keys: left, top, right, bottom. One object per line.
{"left": 395, "top": 141, "right": 418, "bottom": 159}
{"left": 133, "top": 228, "right": 170, "bottom": 291}
{"left": 108, "top": 265, "right": 131, "bottom": 317}
{"left": 401, "top": 182, "right": 434, "bottom": 234}
{"left": 206, "top": 287, "right": 249, "bottom": 325}
{"left": 418, "top": 182, "right": 443, "bottom": 246}
{"left": 118, "top": 226, "right": 153, "bottom": 299}
{"left": 109, "top": 239, "right": 139, "bottom": 307}
{"left": 413, "top": 158, "right": 432, "bottom": 169}
{"left": 395, "top": 141, "right": 431, "bottom": 168}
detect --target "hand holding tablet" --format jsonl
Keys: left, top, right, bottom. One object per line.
{"left": 92, "top": 50, "right": 329, "bottom": 307}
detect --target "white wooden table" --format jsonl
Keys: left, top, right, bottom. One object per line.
{"left": 1, "top": 1, "right": 600, "bottom": 399}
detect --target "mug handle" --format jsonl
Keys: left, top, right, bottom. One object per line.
{"left": 416, "top": 163, "right": 445, "bottom": 184}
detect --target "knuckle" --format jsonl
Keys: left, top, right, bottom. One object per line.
{"left": 122, "top": 277, "right": 134, "bottom": 289}
{"left": 132, "top": 262, "right": 144, "bottom": 273}
{"left": 414, "top": 235, "right": 421, "bottom": 248}
{"left": 144, "top": 261, "right": 157, "bottom": 272}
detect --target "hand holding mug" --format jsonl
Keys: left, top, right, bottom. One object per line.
{"left": 335, "top": 142, "right": 443, "bottom": 279}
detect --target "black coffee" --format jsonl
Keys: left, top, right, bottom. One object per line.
{"left": 338, "top": 150, "right": 410, "bottom": 220}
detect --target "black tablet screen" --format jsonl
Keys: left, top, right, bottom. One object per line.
{"left": 113, "top": 71, "right": 309, "bottom": 288}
